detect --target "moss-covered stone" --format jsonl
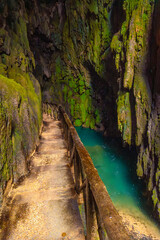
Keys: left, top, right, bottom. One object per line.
{"left": 110, "top": 0, "right": 160, "bottom": 220}
{"left": 117, "top": 91, "right": 132, "bottom": 145}
{"left": 0, "top": 2, "right": 42, "bottom": 202}
{"left": 152, "top": 187, "right": 158, "bottom": 208}
{"left": 134, "top": 73, "right": 151, "bottom": 146}
{"left": 0, "top": 72, "right": 41, "bottom": 183}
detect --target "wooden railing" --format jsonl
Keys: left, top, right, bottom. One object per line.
{"left": 43, "top": 103, "right": 131, "bottom": 240}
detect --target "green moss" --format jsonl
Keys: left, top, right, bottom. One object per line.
{"left": 0, "top": 63, "right": 41, "bottom": 184}
{"left": 117, "top": 91, "right": 132, "bottom": 145}
{"left": 95, "top": 109, "right": 100, "bottom": 124}
{"left": 111, "top": 34, "right": 122, "bottom": 54}
{"left": 152, "top": 187, "right": 158, "bottom": 208}
{"left": 142, "top": 148, "right": 149, "bottom": 175}
{"left": 88, "top": 0, "right": 98, "bottom": 15}
{"left": 0, "top": 74, "right": 27, "bottom": 99}
{"left": 73, "top": 103, "right": 80, "bottom": 119}
{"left": 156, "top": 169, "right": 160, "bottom": 185}
{"left": 74, "top": 119, "right": 82, "bottom": 127}
{"left": 55, "top": 56, "right": 62, "bottom": 78}
{"left": 121, "top": 21, "right": 128, "bottom": 42}
{"left": 0, "top": 63, "right": 7, "bottom": 76}
{"left": 70, "top": 99, "right": 75, "bottom": 117}
{"left": 0, "top": 75, "right": 26, "bottom": 187}
{"left": 137, "top": 159, "right": 143, "bottom": 177}
{"left": 101, "top": 11, "right": 111, "bottom": 49}
{"left": 0, "top": 7, "right": 43, "bottom": 200}
{"left": 63, "top": 85, "right": 68, "bottom": 102}
{"left": 15, "top": 17, "right": 30, "bottom": 51}
{"left": 89, "top": 117, "right": 96, "bottom": 129}
{"left": 1, "top": 161, "right": 10, "bottom": 182}
{"left": 49, "top": 0, "right": 112, "bottom": 130}
{"left": 12, "top": 130, "right": 22, "bottom": 157}
{"left": 111, "top": 34, "right": 123, "bottom": 71}
{"left": 158, "top": 203, "right": 160, "bottom": 218}
{"left": 148, "top": 171, "right": 153, "bottom": 191}
{"left": 80, "top": 93, "right": 89, "bottom": 123}
{"left": 85, "top": 118, "right": 90, "bottom": 128}
{"left": 0, "top": 28, "right": 10, "bottom": 55}
{"left": 134, "top": 73, "right": 151, "bottom": 146}
{"left": 0, "top": 101, "right": 12, "bottom": 175}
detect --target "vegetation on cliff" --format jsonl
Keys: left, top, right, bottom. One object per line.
{"left": 0, "top": 1, "right": 42, "bottom": 201}
{"left": 111, "top": 0, "right": 160, "bottom": 220}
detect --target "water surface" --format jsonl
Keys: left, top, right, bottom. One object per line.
{"left": 76, "top": 127, "right": 160, "bottom": 237}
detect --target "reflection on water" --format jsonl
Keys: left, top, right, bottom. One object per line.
{"left": 76, "top": 126, "right": 160, "bottom": 236}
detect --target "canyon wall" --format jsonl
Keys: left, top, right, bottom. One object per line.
{"left": 25, "top": 0, "right": 115, "bottom": 131}
{"left": 110, "top": 0, "right": 160, "bottom": 220}
{"left": 0, "top": 0, "right": 42, "bottom": 203}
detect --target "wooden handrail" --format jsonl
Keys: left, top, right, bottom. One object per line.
{"left": 43, "top": 103, "right": 132, "bottom": 240}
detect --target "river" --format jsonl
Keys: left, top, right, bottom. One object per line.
{"left": 76, "top": 127, "right": 160, "bottom": 240}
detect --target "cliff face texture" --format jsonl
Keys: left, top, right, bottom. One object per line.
{"left": 25, "top": 0, "right": 113, "bottom": 130}
{"left": 0, "top": 0, "right": 42, "bottom": 203}
{"left": 110, "top": 0, "right": 160, "bottom": 220}
{"left": 0, "top": 0, "right": 160, "bottom": 221}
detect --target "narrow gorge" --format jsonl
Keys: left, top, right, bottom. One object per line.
{"left": 0, "top": 0, "right": 160, "bottom": 232}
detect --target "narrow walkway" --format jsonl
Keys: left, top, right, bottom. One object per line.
{"left": 0, "top": 114, "right": 85, "bottom": 240}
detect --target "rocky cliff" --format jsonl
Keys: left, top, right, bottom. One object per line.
{"left": 110, "top": 0, "right": 160, "bottom": 220}
{"left": 0, "top": 0, "right": 42, "bottom": 203}
{"left": 0, "top": 0, "right": 160, "bottom": 221}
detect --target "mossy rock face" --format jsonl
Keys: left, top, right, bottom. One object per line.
{"left": 0, "top": 29, "right": 10, "bottom": 55}
{"left": 117, "top": 91, "right": 132, "bottom": 145}
{"left": 0, "top": 2, "right": 42, "bottom": 203}
{"left": 134, "top": 73, "right": 151, "bottom": 146}
{"left": 50, "top": 54, "right": 101, "bottom": 129}
{"left": 111, "top": 0, "right": 160, "bottom": 220}
{"left": 38, "top": 0, "right": 114, "bottom": 130}
{"left": 0, "top": 73, "right": 41, "bottom": 187}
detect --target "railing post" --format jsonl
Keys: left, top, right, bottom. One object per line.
{"left": 51, "top": 106, "right": 54, "bottom": 118}
{"left": 86, "top": 179, "right": 99, "bottom": 240}
{"left": 95, "top": 205, "right": 108, "bottom": 240}
{"left": 67, "top": 129, "right": 71, "bottom": 156}
{"left": 73, "top": 150, "right": 81, "bottom": 193}
{"left": 69, "top": 143, "right": 75, "bottom": 167}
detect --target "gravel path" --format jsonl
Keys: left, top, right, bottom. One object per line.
{"left": 0, "top": 114, "right": 85, "bottom": 240}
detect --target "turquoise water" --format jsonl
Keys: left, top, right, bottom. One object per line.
{"left": 76, "top": 127, "right": 146, "bottom": 212}
{"left": 76, "top": 127, "right": 160, "bottom": 237}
